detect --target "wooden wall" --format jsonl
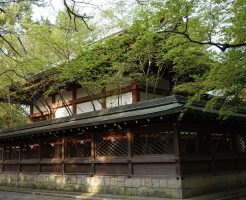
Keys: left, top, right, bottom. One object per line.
{"left": 0, "top": 123, "right": 178, "bottom": 177}
{"left": 30, "top": 84, "right": 138, "bottom": 122}
{"left": 0, "top": 118, "right": 244, "bottom": 178}
{"left": 179, "top": 119, "right": 246, "bottom": 177}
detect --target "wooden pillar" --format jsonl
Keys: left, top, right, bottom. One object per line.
{"left": 0, "top": 146, "right": 3, "bottom": 173}
{"left": 19, "top": 142, "right": 22, "bottom": 173}
{"left": 0, "top": 146, "right": 3, "bottom": 161}
{"left": 208, "top": 124, "right": 216, "bottom": 176}
{"left": 233, "top": 125, "right": 240, "bottom": 172}
{"left": 30, "top": 104, "right": 34, "bottom": 115}
{"left": 131, "top": 84, "right": 139, "bottom": 103}
{"left": 91, "top": 133, "right": 95, "bottom": 176}
{"left": 173, "top": 122, "right": 182, "bottom": 179}
{"left": 72, "top": 88, "right": 77, "bottom": 115}
{"left": 51, "top": 95, "right": 56, "bottom": 119}
{"left": 38, "top": 139, "right": 41, "bottom": 173}
{"left": 2, "top": 145, "right": 5, "bottom": 161}
{"left": 127, "top": 130, "right": 133, "bottom": 177}
{"left": 62, "top": 138, "right": 65, "bottom": 174}
{"left": 30, "top": 104, "right": 34, "bottom": 122}
{"left": 2, "top": 145, "right": 5, "bottom": 173}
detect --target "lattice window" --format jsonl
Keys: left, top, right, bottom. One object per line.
{"left": 133, "top": 129, "right": 174, "bottom": 155}
{"left": 5, "top": 145, "right": 20, "bottom": 160}
{"left": 96, "top": 132, "right": 127, "bottom": 157}
{"left": 41, "top": 140, "right": 62, "bottom": 159}
{"left": 236, "top": 135, "right": 246, "bottom": 153}
{"left": 212, "top": 132, "right": 233, "bottom": 153}
{"left": 65, "top": 138, "right": 91, "bottom": 158}
{"left": 180, "top": 131, "right": 210, "bottom": 155}
{"left": 22, "top": 143, "right": 40, "bottom": 159}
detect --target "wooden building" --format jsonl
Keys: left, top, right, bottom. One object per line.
{"left": 0, "top": 89, "right": 245, "bottom": 198}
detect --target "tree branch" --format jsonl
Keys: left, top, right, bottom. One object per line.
{"left": 63, "top": 0, "right": 93, "bottom": 31}
{"left": 158, "top": 28, "right": 246, "bottom": 52}
{"left": 0, "top": 69, "right": 26, "bottom": 79}
{"left": 0, "top": 34, "right": 22, "bottom": 56}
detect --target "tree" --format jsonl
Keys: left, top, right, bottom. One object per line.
{"left": 0, "top": 5, "right": 98, "bottom": 122}
{"left": 155, "top": 0, "right": 246, "bottom": 52}
{"left": 0, "top": 0, "right": 245, "bottom": 129}
{"left": 0, "top": 102, "right": 27, "bottom": 129}
{"left": 0, "top": 0, "right": 95, "bottom": 54}
{"left": 134, "top": 0, "right": 246, "bottom": 115}
{"left": 52, "top": 9, "right": 213, "bottom": 102}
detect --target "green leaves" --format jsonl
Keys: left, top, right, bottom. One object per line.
{"left": 0, "top": 103, "right": 27, "bottom": 129}
{"left": 0, "top": 0, "right": 245, "bottom": 128}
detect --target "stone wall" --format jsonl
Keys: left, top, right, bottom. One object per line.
{"left": 0, "top": 173, "right": 183, "bottom": 198}
{"left": 182, "top": 172, "right": 246, "bottom": 198}
{"left": 1, "top": 172, "right": 246, "bottom": 198}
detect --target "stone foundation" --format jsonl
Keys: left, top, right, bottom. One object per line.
{"left": 182, "top": 172, "right": 246, "bottom": 198}
{"left": 1, "top": 172, "right": 246, "bottom": 198}
{"left": 0, "top": 173, "right": 183, "bottom": 198}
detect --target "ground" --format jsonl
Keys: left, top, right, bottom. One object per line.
{"left": 0, "top": 191, "right": 65, "bottom": 200}
{"left": 1, "top": 190, "right": 246, "bottom": 200}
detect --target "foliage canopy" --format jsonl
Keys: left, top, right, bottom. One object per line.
{"left": 0, "top": 0, "right": 245, "bottom": 128}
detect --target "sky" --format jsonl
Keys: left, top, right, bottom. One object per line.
{"left": 31, "top": 0, "right": 138, "bottom": 39}
{"left": 32, "top": 0, "right": 117, "bottom": 24}
{"left": 32, "top": 0, "right": 64, "bottom": 23}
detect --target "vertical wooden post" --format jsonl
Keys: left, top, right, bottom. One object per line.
{"left": 30, "top": 103, "right": 34, "bottom": 115}
{"left": 2, "top": 145, "right": 5, "bottom": 161}
{"left": 0, "top": 146, "right": 3, "bottom": 161}
{"left": 62, "top": 138, "right": 65, "bottom": 175}
{"left": 30, "top": 104, "right": 34, "bottom": 122}
{"left": 19, "top": 142, "right": 22, "bottom": 173}
{"left": 51, "top": 95, "right": 56, "bottom": 119}
{"left": 38, "top": 139, "right": 41, "bottom": 173}
{"left": 132, "top": 84, "right": 139, "bottom": 103}
{"left": 233, "top": 125, "right": 240, "bottom": 172}
{"left": 173, "top": 122, "right": 182, "bottom": 179}
{"left": 2, "top": 145, "right": 5, "bottom": 173}
{"left": 208, "top": 124, "right": 216, "bottom": 176}
{"left": 91, "top": 133, "right": 95, "bottom": 176}
{"left": 0, "top": 146, "right": 3, "bottom": 173}
{"left": 72, "top": 88, "right": 77, "bottom": 115}
{"left": 127, "top": 130, "right": 133, "bottom": 177}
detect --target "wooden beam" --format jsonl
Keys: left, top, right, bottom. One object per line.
{"left": 72, "top": 85, "right": 133, "bottom": 105}
{"left": 0, "top": 147, "right": 3, "bottom": 169}
{"left": 19, "top": 143, "right": 21, "bottom": 173}
{"left": 131, "top": 84, "right": 139, "bottom": 103}
{"left": 51, "top": 94, "right": 56, "bottom": 119}
{"left": 91, "top": 132, "right": 95, "bottom": 176}
{"left": 2, "top": 145, "right": 4, "bottom": 173}
{"left": 29, "top": 104, "right": 34, "bottom": 122}
{"left": 30, "top": 86, "right": 133, "bottom": 117}
{"left": 208, "top": 124, "right": 216, "bottom": 176}
{"left": 127, "top": 130, "right": 133, "bottom": 177}
{"left": 72, "top": 88, "right": 77, "bottom": 115}
{"left": 62, "top": 138, "right": 65, "bottom": 174}
{"left": 173, "top": 122, "right": 182, "bottom": 179}
{"left": 233, "top": 126, "right": 240, "bottom": 172}
{"left": 38, "top": 139, "right": 41, "bottom": 173}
